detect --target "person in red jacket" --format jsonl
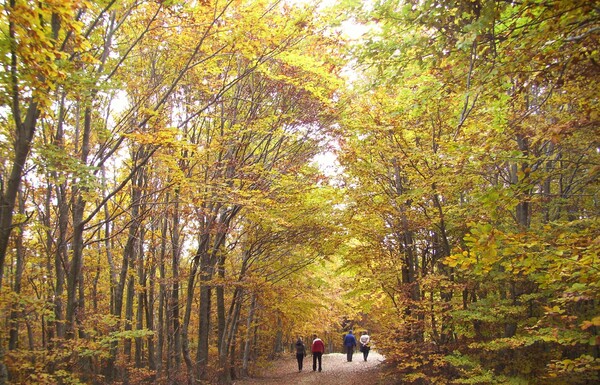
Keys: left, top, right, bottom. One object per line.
{"left": 311, "top": 334, "right": 325, "bottom": 372}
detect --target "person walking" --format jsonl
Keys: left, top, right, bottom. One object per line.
{"left": 343, "top": 330, "right": 357, "bottom": 362}
{"left": 359, "top": 331, "right": 371, "bottom": 361}
{"left": 311, "top": 334, "right": 325, "bottom": 372}
{"left": 295, "top": 337, "right": 306, "bottom": 371}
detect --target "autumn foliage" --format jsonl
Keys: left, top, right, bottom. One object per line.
{"left": 0, "top": 1, "right": 598, "bottom": 385}
{"left": 337, "top": 0, "right": 599, "bottom": 384}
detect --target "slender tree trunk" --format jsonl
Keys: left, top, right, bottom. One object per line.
{"left": 182, "top": 245, "right": 204, "bottom": 385}
{"left": 65, "top": 202, "right": 85, "bottom": 339}
{"left": 217, "top": 254, "right": 227, "bottom": 354}
{"left": 0, "top": 101, "right": 38, "bottom": 288}
{"left": 43, "top": 179, "right": 56, "bottom": 347}
{"left": 241, "top": 294, "right": 256, "bottom": 377}
{"left": 543, "top": 142, "right": 555, "bottom": 222}
{"left": 124, "top": 265, "right": 135, "bottom": 361}
{"left": 515, "top": 134, "right": 531, "bottom": 229}
{"left": 157, "top": 202, "right": 169, "bottom": 374}
{"left": 196, "top": 262, "right": 213, "bottom": 380}
{"left": 135, "top": 228, "right": 146, "bottom": 368}
{"left": 218, "top": 287, "right": 244, "bottom": 384}
{"left": 65, "top": 103, "right": 92, "bottom": 340}
{"left": 146, "top": 227, "right": 157, "bottom": 371}
{"left": 170, "top": 193, "right": 182, "bottom": 371}
{"left": 63, "top": 103, "right": 94, "bottom": 383}
{"left": 102, "top": 165, "right": 118, "bottom": 316}
{"left": 106, "top": 151, "right": 146, "bottom": 379}
{"left": 51, "top": 96, "right": 69, "bottom": 342}
{"left": 273, "top": 317, "right": 283, "bottom": 357}
{"left": 178, "top": 202, "right": 217, "bottom": 382}
{"left": 229, "top": 328, "right": 238, "bottom": 380}
{"left": 219, "top": 251, "right": 252, "bottom": 382}
{"left": 8, "top": 189, "right": 25, "bottom": 350}
{"left": 124, "top": 167, "right": 144, "bottom": 361}
{"left": 391, "top": 156, "right": 423, "bottom": 342}
{"left": 196, "top": 216, "right": 236, "bottom": 380}
{"left": 25, "top": 320, "right": 34, "bottom": 350}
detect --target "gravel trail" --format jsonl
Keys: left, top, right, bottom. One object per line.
{"left": 233, "top": 351, "right": 388, "bottom": 385}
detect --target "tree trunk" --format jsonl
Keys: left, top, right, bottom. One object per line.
{"left": 218, "top": 287, "right": 244, "bottom": 384}
{"left": 0, "top": 101, "right": 38, "bottom": 288}
{"left": 182, "top": 251, "right": 202, "bottom": 385}
{"left": 135, "top": 228, "right": 145, "bottom": 368}
{"left": 504, "top": 133, "right": 533, "bottom": 339}
{"left": 241, "top": 294, "right": 256, "bottom": 377}
{"left": 65, "top": 103, "right": 92, "bottom": 340}
{"left": 124, "top": 161, "right": 145, "bottom": 362}
{"left": 146, "top": 228, "right": 157, "bottom": 371}
{"left": 106, "top": 150, "right": 146, "bottom": 379}
{"left": 195, "top": 208, "right": 238, "bottom": 380}
{"left": 217, "top": 254, "right": 226, "bottom": 357}
{"left": 219, "top": 250, "right": 252, "bottom": 382}
{"left": 52, "top": 97, "right": 69, "bottom": 341}
{"left": 102, "top": 165, "right": 118, "bottom": 316}
{"left": 8, "top": 189, "right": 25, "bottom": 350}
{"left": 157, "top": 203, "right": 169, "bottom": 374}
{"left": 170, "top": 194, "right": 182, "bottom": 371}
{"left": 125, "top": 262, "right": 135, "bottom": 360}
{"left": 196, "top": 265, "right": 213, "bottom": 381}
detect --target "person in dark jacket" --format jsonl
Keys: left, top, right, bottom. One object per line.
{"left": 311, "top": 334, "right": 325, "bottom": 372}
{"left": 295, "top": 337, "right": 306, "bottom": 371}
{"left": 343, "top": 330, "right": 357, "bottom": 362}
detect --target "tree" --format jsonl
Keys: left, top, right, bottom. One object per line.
{"left": 0, "top": 0, "right": 347, "bottom": 384}
{"left": 0, "top": 0, "right": 94, "bottom": 287}
{"left": 337, "top": 0, "right": 599, "bottom": 383}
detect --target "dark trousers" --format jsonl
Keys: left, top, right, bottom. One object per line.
{"left": 312, "top": 352, "right": 322, "bottom": 371}
{"left": 361, "top": 345, "right": 370, "bottom": 361}
{"left": 296, "top": 353, "right": 304, "bottom": 370}
{"left": 346, "top": 346, "right": 354, "bottom": 361}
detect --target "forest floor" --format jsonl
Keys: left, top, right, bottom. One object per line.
{"left": 233, "top": 351, "right": 396, "bottom": 385}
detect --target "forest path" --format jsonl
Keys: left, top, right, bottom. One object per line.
{"left": 233, "top": 351, "right": 390, "bottom": 385}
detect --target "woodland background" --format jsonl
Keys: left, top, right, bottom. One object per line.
{"left": 0, "top": 0, "right": 598, "bottom": 384}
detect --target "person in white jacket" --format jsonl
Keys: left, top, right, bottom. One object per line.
{"left": 359, "top": 331, "right": 371, "bottom": 361}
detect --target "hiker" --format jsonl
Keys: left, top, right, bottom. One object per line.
{"left": 295, "top": 337, "right": 306, "bottom": 371}
{"left": 311, "top": 334, "right": 325, "bottom": 372}
{"left": 359, "top": 331, "right": 371, "bottom": 361}
{"left": 343, "top": 330, "right": 357, "bottom": 362}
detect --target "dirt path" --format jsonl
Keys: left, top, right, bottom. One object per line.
{"left": 233, "top": 351, "right": 388, "bottom": 385}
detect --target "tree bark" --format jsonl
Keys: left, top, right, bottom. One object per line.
{"left": 146, "top": 225, "right": 157, "bottom": 371}
{"left": 157, "top": 199, "right": 169, "bottom": 374}
{"left": 135, "top": 227, "right": 146, "bottom": 368}
{"left": 241, "top": 294, "right": 256, "bottom": 377}
{"left": 65, "top": 103, "right": 91, "bottom": 340}
{"left": 8, "top": 189, "right": 25, "bottom": 350}
{"left": 0, "top": 102, "right": 38, "bottom": 288}
{"left": 170, "top": 193, "right": 182, "bottom": 371}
